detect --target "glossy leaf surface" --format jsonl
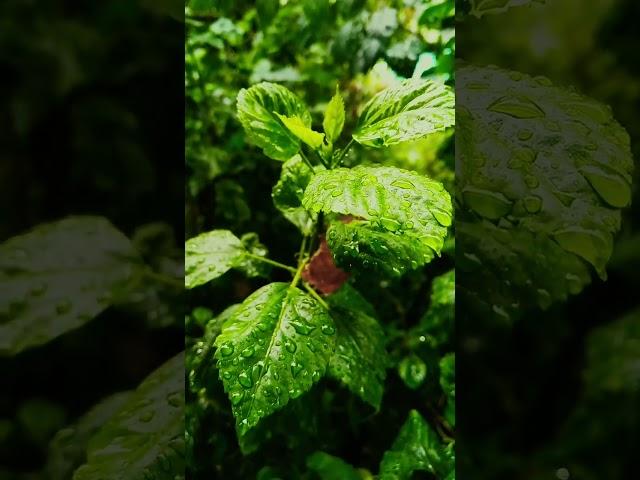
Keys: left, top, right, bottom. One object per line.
{"left": 323, "top": 87, "right": 346, "bottom": 144}
{"left": 73, "top": 352, "right": 184, "bottom": 480}
{"left": 379, "top": 410, "right": 453, "bottom": 480}
{"left": 303, "top": 166, "right": 452, "bottom": 274}
{"left": 0, "top": 216, "right": 141, "bottom": 356}
{"left": 275, "top": 113, "right": 325, "bottom": 150}
{"left": 185, "top": 230, "right": 267, "bottom": 288}
{"left": 214, "top": 283, "right": 336, "bottom": 436}
{"left": 353, "top": 79, "right": 454, "bottom": 147}
{"left": 272, "top": 155, "right": 316, "bottom": 234}
{"left": 457, "top": 64, "right": 633, "bottom": 310}
{"left": 237, "top": 82, "right": 312, "bottom": 160}
{"left": 327, "top": 284, "right": 387, "bottom": 408}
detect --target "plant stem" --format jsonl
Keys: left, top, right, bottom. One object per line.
{"left": 244, "top": 253, "right": 297, "bottom": 273}
{"left": 299, "top": 150, "right": 315, "bottom": 170}
{"left": 290, "top": 257, "right": 307, "bottom": 289}
{"left": 304, "top": 283, "right": 330, "bottom": 310}
{"left": 334, "top": 138, "right": 355, "bottom": 167}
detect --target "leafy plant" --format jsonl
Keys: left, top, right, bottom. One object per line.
{"left": 186, "top": 78, "right": 455, "bottom": 478}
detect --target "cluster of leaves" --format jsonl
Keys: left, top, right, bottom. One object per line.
{"left": 185, "top": 1, "right": 456, "bottom": 478}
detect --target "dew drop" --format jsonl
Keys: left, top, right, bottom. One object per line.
{"left": 241, "top": 346, "right": 255, "bottom": 358}
{"left": 139, "top": 410, "right": 155, "bottom": 423}
{"left": 321, "top": 324, "right": 336, "bottom": 336}
{"left": 167, "top": 392, "right": 182, "bottom": 407}
{"left": 290, "top": 362, "right": 303, "bottom": 378}
{"left": 230, "top": 391, "right": 244, "bottom": 406}
{"left": 238, "top": 371, "right": 253, "bottom": 388}
{"left": 380, "top": 217, "right": 401, "bottom": 232}
{"left": 523, "top": 195, "right": 542, "bottom": 214}
{"left": 56, "top": 300, "right": 72, "bottom": 315}
{"left": 391, "top": 179, "right": 415, "bottom": 190}
{"left": 291, "top": 321, "right": 315, "bottom": 336}
{"left": 284, "top": 340, "right": 297, "bottom": 353}
{"left": 219, "top": 344, "right": 235, "bottom": 357}
{"left": 487, "top": 95, "right": 545, "bottom": 119}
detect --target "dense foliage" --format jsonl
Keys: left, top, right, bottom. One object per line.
{"left": 185, "top": 1, "right": 456, "bottom": 478}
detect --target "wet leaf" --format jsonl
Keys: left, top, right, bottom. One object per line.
{"left": 0, "top": 216, "right": 141, "bottom": 356}
{"left": 327, "top": 285, "right": 387, "bottom": 408}
{"left": 303, "top": 166, "right": 452, "bottom": 275}
{"left": 323, "top": 87, "right": 345, "bottom": 144}
{"left": 272, "top": 155, "right": 316, "bottom": 234}
{"left": 73, "top": 352, "right": 184, "bottom": 480}
{"left": 457, "top": 64, "right": 633, "bottom": 309}
{"left": 237, "top": 82, "right": 312, "bottom": 161}
{"left": 353, "top": 79, "right": 454, "bottom": 147}
{"left": 275, "top": 113, "right": 325, "bottom": 150}
{"left": 379, "top": 410, "right": 453, "bottom": 480}
{"left": 214, "top": 283, "right": 336, "bottom": 436}
{"left": 185, "top": 230, "right": 268, "bottom": 288}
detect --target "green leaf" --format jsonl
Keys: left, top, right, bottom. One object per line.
{"left": 326, "top": 285, "right": 388, "bottom": 409}
{"left": 353, "top": 79, "right": 454, "bottom": 147}
{"left": 457, "top": 64, "right": 633, "bottom": 308}
{"left": 303, "top": 166, "right": 452, "bottom": 274}
{"left": 46, "top": 393, "right": 131, "bottom": 480}
{"left": 275, "top": 113, "right": 325, "bottom": 150}
{"left": 323, "top": 87, "right": 346, "bottom": 144}
{"left": 0, "top": 216, "right": 141, "bottom": 356}
{"left": 185, "top": 230, "right": 268, "bottom": 288}
{"left": 73, "top": 352, "right": 184, "bottom": 480}
{"left": 327, "top": 221, "right": 435, "bottom": 277}
{"left": 237, "top": 82, "right": 312, "bottom": 160}
{"left": 272, "top": 155, "right": 316, "bottom": 234}
{"left": 379, "top": 410, "right": 452, "bottom": 480}
{"left": 307, "top": 451, "right": 362, "bottom": 480}
{"left": 214, "top": 283, "right": 336, "bottom": 436}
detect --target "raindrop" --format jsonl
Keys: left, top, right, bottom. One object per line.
{"left": 241, "top": 346, "right": 255, "bottom": 358}
{"left": 230, "top": 391, "right": 244, "bottom": 406}
{"left": 321, "top": 324, "right": 336, "bottom": 336}
{"left": 291, "top": 321, "right": 315, "bottom": 336}
{"left": 284, "top": 340, "right": 297, "bottom": 353}
{"left": 517, "top": 129, "right": 533, "bottom": 141}
{"left": 582, "top": 168, "right": 631, "bottom": 208}
{"left": 56, "top": 300, "right": 72, "bottom": 315}
{"left": 167, "top": 392, "right": 182, "bottom": 407}
{"left": 138, "top": 410, "right": 155, "bottom": 423}
{"left": 238, "top": 371, "right": 253, "bottom": 388}
{"left": 487, "top": 95, "right": 545, "bottom": 119}
{"left": 523, "top": 196, "right": 542, "bottom": 214}
{"left": 432, "top": 210, "right": 451, "bottom": 227}
{"left": 30, "top": 283, "right": 47, "bottom": 296}
{"left": 290, "top": 362, "right": 303, "bottom": 377}
{"left": 219, "top": 344, "right": 235, "bottom": 357}
{"left": 463, "top": 187, "right": 513, "bottom": 220}
{"left": 380, "top": 217, "right": 401, "bottom": 232}
{"left": 391, "top": 179, "right": 414, "bottom": 190}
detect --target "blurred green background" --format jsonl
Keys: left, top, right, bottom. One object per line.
{"left": 0, "top": 0, "right": 183, "bottom": 478}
